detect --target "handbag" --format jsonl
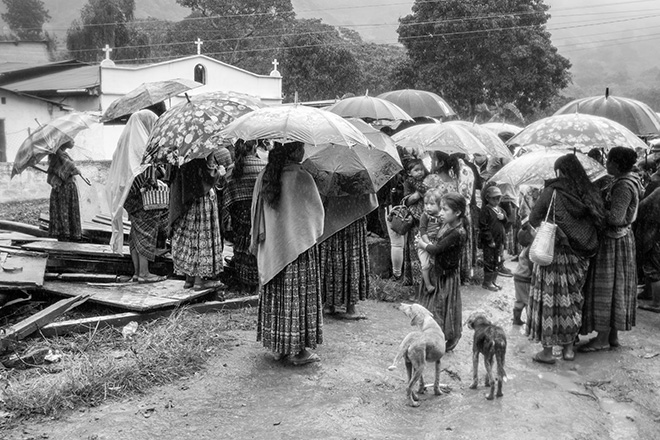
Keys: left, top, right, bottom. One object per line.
{"left": 529, "top": 190, "right": 557, "bottom": 266}
{"left": 141, "top": 180, "right": 170, "bottom": 211}
{"left": 388, "top": 205, "right": 414, "bottom": 235}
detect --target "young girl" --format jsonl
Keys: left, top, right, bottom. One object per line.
{"left": 479, "top": 185, "right": 509, "bottom": 291}
{"left": 403, "top": 159, "right": 429, "bottom": 222}
{"left": 417, "top": 189, "right": 443, "bottom": 294}
{"left": 415, "top": 192, "right": 467, "bottom": 352}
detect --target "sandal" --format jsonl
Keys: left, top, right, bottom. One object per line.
{"left": 532, "top": 352, "right": 556, "bottom": 365}
{"left": 137, "top": 275, "right": 167, "bottom": 284}
{"left": 290, "top": 352, "right": 320, "bottom": 366}
{"left": 577, "top": 339, "right": 610, "bottom": 353}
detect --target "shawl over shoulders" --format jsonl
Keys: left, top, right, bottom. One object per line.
{"left": 251, "top": 163, "right": 324, "bottom": 285}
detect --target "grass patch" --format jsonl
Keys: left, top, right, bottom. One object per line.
{"left": 0, "top": 307, "right": 257, "bottom": 417}
{"left": 370, "top": 275, "right": 414, "bottom": 302}
{"left": 0, "top": 199, "right": 49, "bottom": 226}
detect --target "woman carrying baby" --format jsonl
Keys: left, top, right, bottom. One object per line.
{"left": 414, "top": 192, "right": 467, "bottom": 352}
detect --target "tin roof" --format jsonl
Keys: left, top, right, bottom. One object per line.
{"left": 2, "top": 65, "right": 99, "bottom": 94}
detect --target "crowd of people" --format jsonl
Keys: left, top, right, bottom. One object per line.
{"left": 44, "top": 104, "right": 660, "bottom": 367}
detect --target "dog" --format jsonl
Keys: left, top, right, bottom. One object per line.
{"left": 388, "top": 303, "right": 445, "bottom": 407}
{"left": 466, "top": 311, "right": 507, "bottom": 400}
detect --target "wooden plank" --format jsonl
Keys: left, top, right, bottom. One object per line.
{"left": 0, "top": 253, "right": 48, "bottom": 290}
{"left": 38, "top": 295, "right": 259, "bottom": 338}
{"left": 0, "top": 295, "right": 89, "bottom": 350}
{"left": 43, "top": 279, "right": 216, "bottom": 312}
{"left": 22, "top": 241, "right": 131, "bottom": 258}
{"left": 0, "top": 220, "right": 50, "bottom": 238}
{"left": 44, "top": 273, "right": 127, "bottom": 283}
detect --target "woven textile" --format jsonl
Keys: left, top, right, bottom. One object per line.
{"left": 171, "top": 189, "right": 223, "bottom": 277}
{"left": 418, "top": 269, "right": 462, "bottom": 351}
{"left": 228, "top": 201, "right": 259, "bottom": 288}
{"left": 403, "top": 224, "right": 421, "bottom": 289}
{"left": 581, "top": 231, "right": 637, "bottom": 333}
{"left": 126, "top": 191, "right": 168, "bottom": 261}
{"left": 49, "top": 179, "right": 81, "bottom": 241}
{"left": 257, "top": 246, "right": 323, "bottom": 355}
{"left": 318, "top": 217, "right": 370, "bottom": 308}
{"left": 527, "top": 246, "right": 589, "bottom": 346}
{"left": 223, "top": 156, "right": 266, "bottom": 206}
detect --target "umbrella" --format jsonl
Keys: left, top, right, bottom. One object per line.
{"left": 445, "top": 121, "right": 513, "bottom": 158}
{"left": 481, "top": 122, "right": 523, "bottom": 138}
{"left": 507, "top": 113, "right": 648, "bottom": 152}
{"left": 101, "top": 78, "right": 202, "bottom": 122}
{"left": 143, "top": 91, "right": 263, "bottom": 166}
{"left": 302, "top": 119, "right": 402, "bottom": 197}
{"left": 377, "top": 89, "right": 457, "bottom": 119}
{"left": 488, "top": 148, "right": 608, "bottom": 191}
{"left": 391, "top": 123, "right": 489, "bottom": 157}
{"left": 326, "top": 95, "right": 414, "bottom": 122}
{"left": 217, "top": 105, "right": 371, "bottom": 147}
{"left": 553, "top": 89, "right": 660, "bottom": 137}
{"left": 12, "top": 112, "right": 99, "bottom": 177}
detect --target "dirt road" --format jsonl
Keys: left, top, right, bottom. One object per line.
{"left": 4, "top": 270, "right": 660, "bottom": 440}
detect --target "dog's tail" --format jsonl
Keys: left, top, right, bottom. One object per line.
{"left": 496, "top": 341, "right": 507, "bottom": 382}
{"left": 387, "top": 338, "right": 409, "bottom": 371}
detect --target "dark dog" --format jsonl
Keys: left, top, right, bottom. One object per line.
{"left": 466, "top": 311, "right": 507, "bottom": 400}
{"left": 388, "top": 303, "right": 445, "bottom": 407}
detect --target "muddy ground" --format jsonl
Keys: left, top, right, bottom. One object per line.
{"left": 3, "top": 265, "right": 660, "bottom": 440}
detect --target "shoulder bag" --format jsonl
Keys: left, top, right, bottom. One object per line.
{"left": 529, "top": 190, "right": 557, "bottom": 266}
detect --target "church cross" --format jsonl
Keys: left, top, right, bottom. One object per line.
{"left": 195, "top": 38, "right": 203, "bottom": 55}
{"left": 102, "top": 44, "right": 112, "bottom": 60}
{"left": 272, "top": 59, "right": 279, "bottom": 70}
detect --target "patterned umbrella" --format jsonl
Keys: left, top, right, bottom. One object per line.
{"left": 301, "top": 118, "right": 402, "bottom": 196}
{"left": 481, "top": 122, "right": 523, "bottom": 138}
{"left": 12, "top": 112, "right": 99, "bottom": 177}
{"left": 391, "top": 123, "right": 489, "bottom": 157}
{"left": 102, "top": 78, "right": 202, "bottom": 122}
{"left": 143, "top": 91, "right": 263, "bottom": 166}
{"left": 377, "top": 89, "right": 457, "bottom": 119}
{"left": 326, "top": 95, "right": 413, "bottom": 122}
{"left": 489, "top": 148, "right": 608, "bottom": 190}
{"left": 507, "top": 113, "right": 648, "bottom": 152}
{"left": 445, "top": 121, "right": 513, "bottom": 158}
{"left": 553, "top": 91, "right": 660, "bottom": 137}
{"left": 217, "top": 105, "right": 370, "bottom": 147}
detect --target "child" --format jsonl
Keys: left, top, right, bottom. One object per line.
{"left": 513, "top": 218, "right": 534, "bottom": 325}
{"left": 402, "top": 159, "right": 429, "bottom": 222}
{"left": 479, "top": 185, "right": 509, "bottom": 291}
{"left": 415, "top": 192, "right": 467, "bottom": 351}
{"left": 417, "top": 189, "right": 443, "bottom": 293}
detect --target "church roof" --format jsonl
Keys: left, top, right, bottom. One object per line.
{"left": 2, "top": 65, "right": 99, "bottom": 95}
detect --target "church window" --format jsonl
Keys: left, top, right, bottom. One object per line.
{"left": 194, "top": 64, "right": 206, "bottom": 84}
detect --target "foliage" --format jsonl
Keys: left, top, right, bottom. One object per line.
{"left": 66, "top": 0, "right": 150, "bottom": 63}
{"left": 395, "top": 0, "right": 571, "bottom": 118}
{"left": 1, "top": 0, "right": 50, "bottom": 39}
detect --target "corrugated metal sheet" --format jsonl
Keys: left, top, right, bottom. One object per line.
{"left": 3, "top": 65, "right": 99, "bottom": 92}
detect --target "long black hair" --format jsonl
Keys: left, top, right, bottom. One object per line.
{"left": 262, "top": 141, "right": 304, "bottom": 208}
{"left": 554, "top": 154, "right": 605, "bottom": 227}
{"left": 232, "top": 139, "right": 256, "bottom": 180}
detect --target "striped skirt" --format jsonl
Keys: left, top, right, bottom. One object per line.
{"left": 461, "top": 209, "right": 474, "bottom": 281}
{"left": 49, "top": 179, "right": 81, "bottom": 241}
{"left": 257, "top": 246, "right": 323, "bottom": 355}
{"left": 128, "top": 207, "right": 168, "bottom": 261}
{"left": 229, "top": 201, "right": 259, "bottom": 288}
{"left": 418, "top": 269, "right": 462, "bottom": 350}
{"left": 318, "top": 217, "right": 370, "bottom": 308}
{"left": 171, "top": 189, "right": 223, "bottom": 277}
{"left": 581, "top": 231, "right": 637, "bottom": 333}
{"left": 527, "top": 247, "right": 589, "bottom": 346}
{"left": 403, "top": 224, "right": 422, "bottom": 290}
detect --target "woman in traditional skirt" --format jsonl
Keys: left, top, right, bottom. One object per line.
{"left": 579, "top": 147, "right": 643, "bottom": 352}
{"left": 223, "top": 139, "right": 266, "bottom": 293}
{"left": 47, "top": 141, "right": 89, "bottom": 241}
{"left": 251, "top": 141, "right": 324, "bottom": 365}
{"left": 415, "top": 192, "right": 467, "bottom": 352}
{"left": 527, "top": 154, "right": 605, "bottom": 363}
{"left": 169, "top": 153, "right": 225, "bottom": 290}
{"left": 318, "top": 194, "right": 376, "bottom": 318}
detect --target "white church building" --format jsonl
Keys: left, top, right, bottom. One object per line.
{"left": 0, "top": 42, "right": 283, "bottom": 162}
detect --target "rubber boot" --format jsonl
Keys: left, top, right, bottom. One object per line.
{"left": 482, "top": 271, "right": 498, "bottom": 291}
{"left": 513, "top": 307, "right": 524, "bottom": 325}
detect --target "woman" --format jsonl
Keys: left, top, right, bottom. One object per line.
{"left": 107, "top": 110, "right": 167, "bottom": 283}
{"left": 169, "top": 153, "right": 225, "bottom": 290}
{"left": 252, "top": 141, "right": 324, "bottom": 365}
{"left": 47, "top": 141, "right": 89, "bottom": 241}
{"left": 222, "top": 139, "right": 266, "bottom": 293}
{"left": 528, "top": 154, "right": 605, "bottom": 363}
{"left": 580, "top": 147, "right": 643, "bottom": 352}
{"left": 414, "top": 192, "right": 467, "bottom": 351}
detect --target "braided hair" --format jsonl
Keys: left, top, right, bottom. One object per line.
{"left": 262, "top": 141, "right": 305, "bottom": 208}
{"left": 232, "top": 139, "right": 256, "bottom": 180}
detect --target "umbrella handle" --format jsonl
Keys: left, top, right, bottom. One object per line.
{"left": 31, "top": 165, "right": 47, "bottom": 173}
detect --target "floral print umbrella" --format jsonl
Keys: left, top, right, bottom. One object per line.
{"left": 391, "top": 123, "right": 490, "bottom": 157}
{"left": 506, "top": 113, "right": 648, "bottom": 152}
{"left": 143, "top": 91, "right": 263, "bottom": 166}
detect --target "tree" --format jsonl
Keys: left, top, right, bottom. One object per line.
{"left": 396, "top": 0, "right": 571, "bottom": 116}
{"left": 66, "top": 0, "right": 150, "bottom": 63}
{"left": 1, "top": 0, "right": 50, "bottom": 39}
{"left": 278, "top": 19, "right": 361, "bottom": 102}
